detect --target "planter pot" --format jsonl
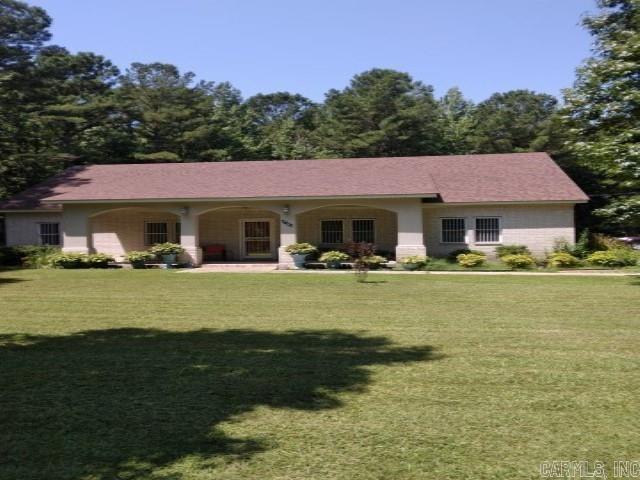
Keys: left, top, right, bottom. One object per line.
{"left": 290, "top": 253, "right": 308, "bottom": 268}
{"left": 130, "top": 260, "right": 146, "bottom": 269}
{"left": 326, "top": 261, "right": 342, "bottom": 269}
{"left": 162, "top": 253, "right": 177, "bottom": 267}
{"left": 401, "top": 263, "right": 421, "bottom": 271}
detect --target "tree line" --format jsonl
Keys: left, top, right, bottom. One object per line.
{"left": 0, "top": 0, "right": 637, "bottom": 232}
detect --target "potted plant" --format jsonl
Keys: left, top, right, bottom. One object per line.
{"left": 124, "top": 250, "right": 156, "bottom": 269}
{"left": 150, "top": 242, "right": 185, "bottom": 268}
{"left": 319, "top": 250, "right": 350, "bottom": 269}
{"left": 284, "top": 243, "right": 317, "bottom": 268}
{"left": 399, "top": 255, "right": 429, "bottom": 271}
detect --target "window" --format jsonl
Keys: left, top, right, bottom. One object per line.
{"left": 321, "top": 220, "right": 343, "bottom": 244}
{"left": 352, "top": 219, "right": 375, "bottom": 243}
{"left": 144, "top": 222, "right": 168, "bottom": 245}
{"left": 39, "top": 223, "right": 60, "bottom": 245}
{"left": 475, "top": 217, "right": 501, "bottom": 243}
{"left": 441, "top": 218, "right": 466, "bottom": 243}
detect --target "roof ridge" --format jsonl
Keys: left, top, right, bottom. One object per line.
{"left": 78, "top": 152, "right": 550, "bottom": 168}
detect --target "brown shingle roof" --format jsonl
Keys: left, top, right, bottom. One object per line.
{"left": 0, "top": 153, "right": 588, "bottom": 210}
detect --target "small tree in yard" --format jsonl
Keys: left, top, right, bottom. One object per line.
{"left": 345, "top": 242, "right": 377, "bottom": 282}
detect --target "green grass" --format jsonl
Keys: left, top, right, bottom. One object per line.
{"left": 0, "top": 269, "right": 639, "bottom": 480}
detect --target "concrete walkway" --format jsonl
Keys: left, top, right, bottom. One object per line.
{"left": 181, "top": 266, "right": 637, "bottom": 276}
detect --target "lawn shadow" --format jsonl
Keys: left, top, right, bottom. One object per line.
{"left": 0, "top": 328, "right": 438, "bottom": 479}
{"left": 0, "top": 277, "right": 28, "bottom": 286}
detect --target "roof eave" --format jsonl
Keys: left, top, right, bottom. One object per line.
{"left": 40, "top": 193, "right": 440, "bottom": 204}
{"left": 0, "top": 207, "right": 63, "bottom": 213}
{"left": 423, "top": 199, "right": 588, "bottom": 206}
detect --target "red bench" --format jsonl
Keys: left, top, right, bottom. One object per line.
{"left": 202, "top": 244, "right": 226, "bottom": 261}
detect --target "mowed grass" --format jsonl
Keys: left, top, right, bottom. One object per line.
{"left": 0, "top": 270, "right": 639, "bottom": 480}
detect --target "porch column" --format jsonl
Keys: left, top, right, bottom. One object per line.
{"left": 395, "top": 201, "right": 427, "bottom": 260}
{"left": 179, "top": 207, "right": 202, "bottom": 266}
{"left": 277, "top": 206, "right": 297, "bottom": 269}
{"left": 61, "top": 206, "right": 90, "bottom": 254}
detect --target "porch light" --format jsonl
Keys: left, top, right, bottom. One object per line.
{"left": 179, "top": 206, "right": 189, "bottom": 216}
{"left": 282, "top": 205, "right": 290, "bottom": 215}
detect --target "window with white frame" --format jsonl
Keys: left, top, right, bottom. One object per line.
{"left": 39, "top": 223, "right": 60, "bottom": 245}
{"left": 321, "top": 220, "right": 343, "bottom": 244}
{"left": 352, "top": 219, "right": 375, "bottom": 243}
{"left": 441, "top": 218, "right": 466, "bottom": 243}
{"left": 144, "top": 222, "right": 168, "bottom": 245}
{"left": 475, "top": 217, "right": 501, "bottom": 243}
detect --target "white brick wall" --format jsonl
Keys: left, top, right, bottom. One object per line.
{"left": 5, "top": 212, "right": 63, "bottom": 246}
{"left": 423, "top": 204, "right": 576, "bottom": 258}
{"left": 91, "top": 209, "right": 179, "bottom": 259}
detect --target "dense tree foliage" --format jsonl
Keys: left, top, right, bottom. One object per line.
{"left": 562, "top": 0, "right": 640, "bottom": 231}
{"left": 1, "top": 0, "right": 638, "bottom": 234}
{"left": 314, "top": 69, "right": 447, "bottom": 157}
{"left": 241, "top": 92, "right": 318, "bottom": 159}
{"left": 469, "top": 90, "right": 559, "bottom": 153}
{"left": 439, "top": 87, "right": 474, "bottom": 154}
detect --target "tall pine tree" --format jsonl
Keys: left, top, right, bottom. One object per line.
{"left": 563, "top": 0, "right": 640, "bottom": 231}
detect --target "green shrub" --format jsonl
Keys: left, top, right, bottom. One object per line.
{"left": 495, "top": 244, "right": 530, "bottom": 258}
{"left": 0, "top": 245, "right": 61, "bottom": 267}
{"left": 456, "top": 253, "right": 486, "bottom": 268}
{"left": 50, "top": 252, "right": 88, "bottom": 269}
{"left": 586, "top": 249, "right": 638, "bottom": 267}
{"left": 22, "top": 247, "right": 61, "bottom": 269}
{"left": 572, "top": 229, "right": 592, "bottom": 258}
{"left": 552, "top": 237, "right": 572, "bottom": 254}
{"left": 446, "top": 248, "right": 484, "bottom": 262}
{"left": 149, "top": 242, "right": 185, "bottom": 256}
{"left": 48, "top": 251, "right": 114, "bottom": 269}
{"left": 399, "top": 255, "right": 429, "bottom": 269}
{"left": 0, "top": 246, "right": 23, "bottom": 266}
{"left": 361, "top": 255, "right": 387, "bottom": 269}
{"left": 547, "top": 252, "right": 580, "bottom": 268}
{"left": 319, "top": 251, "right": 350, "bottom": 263}
{"left": 284, "top": 243, "right": 318, "bottom": 255}
{"left": 125, "top": 251, "right": 155, "bottom": 268}
{"left": 553, "top": 232, "right": 599, "bottom": 259}
{"left": 591, "top": 233, "right": 626, "bottom": 251}
{"left": 86, "top": 253, "right": 114, "bottom": 268}
{"left": 501, "top": 254, "right": 536, "bottom": 269}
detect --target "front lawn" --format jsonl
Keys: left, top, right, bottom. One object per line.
{"left": 0, "top": 270, "right": 638, "bottom": 480}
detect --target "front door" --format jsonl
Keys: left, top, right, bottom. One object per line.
{"left": 241, "top": 219, "right": 274, "bottom": 259}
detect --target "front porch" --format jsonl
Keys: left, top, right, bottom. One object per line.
{"left": 61, "top": 199, "right": 428, "bottom": 268}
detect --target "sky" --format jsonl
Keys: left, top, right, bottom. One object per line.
{"left": 33, "top": 0, "right": 597, "bottom": 103}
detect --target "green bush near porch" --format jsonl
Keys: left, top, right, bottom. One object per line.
{"left": 500, "top": 253, "right": 536, "bottom": 269}
{"left": 49, "top": 252, "right": 115, "bottom": 269}
{"left": 456, "top": 252, "right": 486, "bottom": 268}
